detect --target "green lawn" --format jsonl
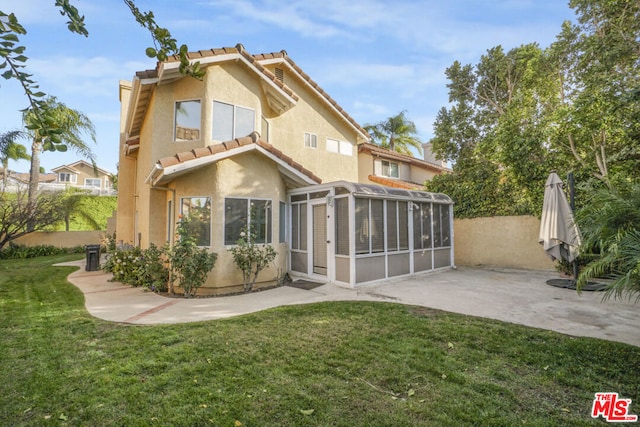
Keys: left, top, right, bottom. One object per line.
{"left": 1, "top": 256, "right": 638, "bottom": 426}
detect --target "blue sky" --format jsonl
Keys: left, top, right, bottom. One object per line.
{"left": 1, "top": 0, "right": 576, "bottom": 173}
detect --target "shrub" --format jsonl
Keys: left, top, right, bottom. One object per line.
{"left": 229, "top": 226, "right": 277, "bottom": 292}
{"left": 0, "top": 243, "right": 84, "bottom": 260}
{"left": 168, "top": 219, "right": 217, "bottom": 297}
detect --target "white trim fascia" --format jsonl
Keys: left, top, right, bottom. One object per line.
{"left": 254, "top": 145, "right": 317, "bottom": 185}
{"left": 260, "top": 60, "right": 369, "bottom": 142}
{"left": 158, "top": 54, "right": 297, "bottom": 106}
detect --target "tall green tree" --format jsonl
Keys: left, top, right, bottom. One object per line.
{"left": 364, "top": 111, "right": 423, "bottom": 156}
{"left": 0, "top": 130, "right": 29, "bottom": 187}
{"left": 22, "top": 97, "right": 96, "bottom": 228}
{"left": 548, "top": 0, "right": 640, "bottom": 185}
{"left": 427, "top": 43, "right": 562, "bottom": 216}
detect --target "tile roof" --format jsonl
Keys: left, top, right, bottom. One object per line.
{"left": 154, "top": 132, "right": 321, "bottom": 185}
{"left": 134, "top": 44, "right": 368, "bottom": 142}
{"left": 358, "top": 143, "right": 450, "bottom": 174}
{"left": 252, "top": 49, "right": 369, "bottom": 140}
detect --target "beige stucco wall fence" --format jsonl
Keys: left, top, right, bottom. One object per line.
{"left": 13, "top": 231, "right": 103, "bottom": 248}
{"left": 454, "top": 215, "right": 556, "bottom": 271}
{"left": 10, "top": 216, "right": 555, "bottom": 272}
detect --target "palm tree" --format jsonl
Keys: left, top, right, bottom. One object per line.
{"left": 22, "top": 97, "right": 96, "bottom": 228}
{"left": 364, "top": 111, "right": 423, "bottom": 157}
{"left": 575, "top": 182, "right": 640, "bottom": 301}
{"left": 0, "top": 130, "right": 30, "bottom": 187}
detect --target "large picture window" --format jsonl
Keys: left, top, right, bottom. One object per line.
{"left": 225, "top": 198, "right": 272, "bottom": 245}
{"left": 180, "top": 196, "right": 211, "bottom": 246}
{"left": 212, "top": 101, "right": 255, "bottom": 141}
{"left": 175, "top": 100, "right": 201, "bottom": 141}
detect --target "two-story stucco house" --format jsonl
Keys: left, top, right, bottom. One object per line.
{"left": 358, "top": 143, "right": 450, "bottom": 190}
{"left": 117, "top": 44, "right": 453, "bottom": 295}
{"left": 51, "top": 160, "right": 114, "bottom": 194}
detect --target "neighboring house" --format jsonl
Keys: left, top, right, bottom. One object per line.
{"left": 50, "top": 161, "right": 115, "bottom": 195}
{"left": 117, "top": 44, "right": 454, "bottom": 294}
{"left": 1, "top": 170, "right": 57, "bottom": 192}
{"left": 358, "top": 142, "right": 450, "bottom": 190}
{"left": 1, "top": 161, "right": 115, "bottom": 195}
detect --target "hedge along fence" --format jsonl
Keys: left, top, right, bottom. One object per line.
{"left": 13, "top": 231, "right": 103, "bottom": 249}
{"left": 454, "top": 215, "right": 555, "bottom": 271}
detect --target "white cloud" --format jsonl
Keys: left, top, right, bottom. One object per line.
{"left": 28, "top": 56, "right": 149, "bottom": 97}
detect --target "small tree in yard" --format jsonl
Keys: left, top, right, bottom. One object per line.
{"left": 229, "top": 224, "right": 277, "bottom": 292}
{"left": 168, "top": 218, "right": 217, "bottom": 297}
{"left": 0, "top": 188, "right": 65, "bottom": 251}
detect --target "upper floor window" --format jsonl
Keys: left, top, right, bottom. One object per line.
{"left": 326, "top": 138, "right": 353, "bottom": 156}
{"left": 212, "top": 101, "right": 255, "bottom": 142}
{"left": 59, "top": 172, "right": 77, "bottom": 183}
{"left": 304, "top": 132, "right": 317, "bottom": 149}
{"left": 381, "top": 160, "right": 399, "bottom": 178}
{"left": 174, "top": 100, "right": 201, "bottom": 141}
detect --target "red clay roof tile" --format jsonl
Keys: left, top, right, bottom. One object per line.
{"left": 155, "top": 136, "right": 320, "bottom": 184}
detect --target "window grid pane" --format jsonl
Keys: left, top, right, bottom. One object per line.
{"left": 224, "top": 198, "right": 247, "bottom": 245}
{"left": 335, "top": 197, "right": 349, "bottom": 255}
{"left": 398, "top": 201, "right": 409, "bottom": 250}
{"left": 355, "top": 198, "right": 369, "bottom": 254}
{"left": 371, "top": 199, "right": 384, "bottom": 253}
{"left": 387, "top": 200, "right": 398, "bottom": 252}
{"left": 181, "top": 196, "right": 211, "bottom": 247}
{"left": 175, "top": 100, "right": 201, "bottom": 141}
{"left": 235, "top": 106, "right": 255, "bottom": 138}
{"left": 212, "top": 101, "right": 234, "bottom": 141}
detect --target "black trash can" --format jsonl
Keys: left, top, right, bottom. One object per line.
{"left": 85, "top": 244, "right": 101, "bottom": 271}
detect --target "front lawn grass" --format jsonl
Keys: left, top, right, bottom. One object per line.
{"left": 1, "top": 255, "right": 638, "bottom": 426}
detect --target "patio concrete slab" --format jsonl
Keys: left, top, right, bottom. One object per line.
{"left": 59, "top": 261, "right": 639, "bottom": 347}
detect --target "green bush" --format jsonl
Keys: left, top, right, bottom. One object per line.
{"left": 168, "top": 219, "right": 218, "bottom": 297}
{"left": 0, "top": 243, "right": 84, "bottom": 260}
{"left": 229, "top": 226, "right": 277, "bottom": 292}
{"left": 103, "top": 221, "right": 217, "bottom": 297}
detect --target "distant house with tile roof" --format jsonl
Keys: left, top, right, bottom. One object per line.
{"left": 117, "top": 44, "right": 454, "bottom": 295}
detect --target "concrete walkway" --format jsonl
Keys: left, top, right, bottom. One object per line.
{"left": 59, "top": 260, "right": 640, "bottom": 347}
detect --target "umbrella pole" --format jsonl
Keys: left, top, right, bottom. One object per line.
{"left": 568, "top": 172, "right": 579, "bottom": 282}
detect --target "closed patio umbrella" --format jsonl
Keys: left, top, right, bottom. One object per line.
{"left": 539, "top": 172, "right": 581, "bottom": 265}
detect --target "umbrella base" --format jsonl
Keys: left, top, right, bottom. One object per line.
{"left": 546, "top": 279, "right": 608, "bottom": 292}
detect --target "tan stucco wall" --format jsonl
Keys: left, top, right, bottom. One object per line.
{"left": 454, "top": 216, "right": 555, "bottom": 271}
{"left": 14, "top": 231, "right": 103, "bottom": 248}
{"left": 164, "top": 151, "right": 288, "bottom": 294}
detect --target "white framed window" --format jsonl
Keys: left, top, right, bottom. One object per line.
{"left": 180, "top": 196, "right": 211, "bottom": 247}
{"left": 174, "top": 100, "right": 201, "bottom": 141}
{"left": 212, "top": 101, "right": 255, "bottom": 142}
{"left": 381, "top": 160, "right": 399, "bottom": 178}
{"left": 85, "top": 178, "right": 101, "bottom": 188}
{"left": 304, "top": 132, "right": 317, "bottom": 149}
{"left": 224, "top": 198, "right": 272, "bottom": 245}
{"left": 326, "top": 138, "right": 353, "bottom": 156}
{"left": 59, "top": 173, "right": 77, "bottom": 183}
{"left": 326, "top": 138, "right": 339, "bottom": 153}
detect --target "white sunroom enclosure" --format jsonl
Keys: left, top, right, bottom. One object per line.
{"left": 287, "top": 181, "right": 454, "bottom": 287}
